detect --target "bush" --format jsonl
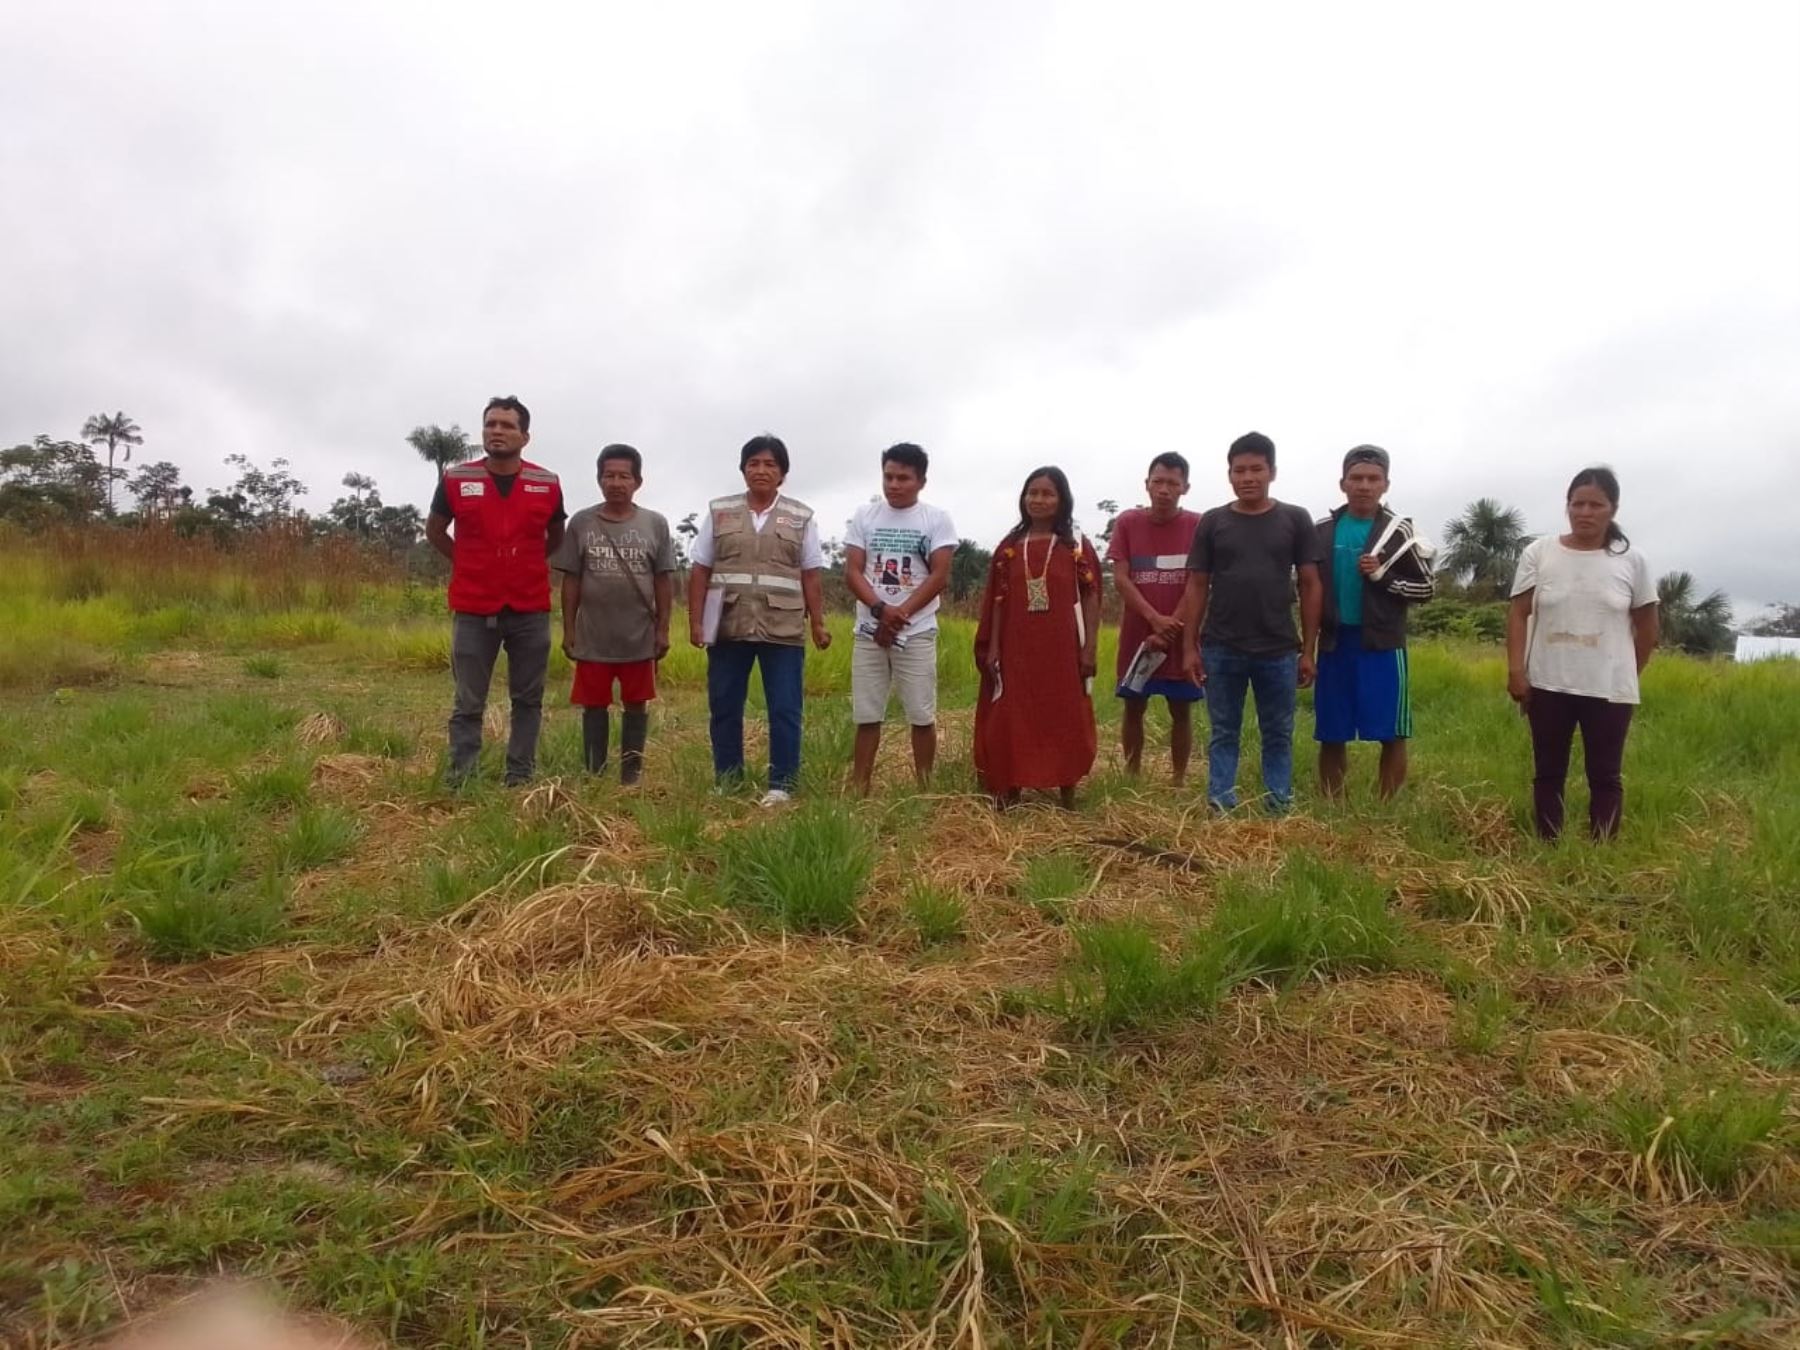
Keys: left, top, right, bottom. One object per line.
{"left": 717, "top": 801, "right": 873, "bottom": 932}
{"left": 1412, "top": 597, "right": 1507, "bottom": 642}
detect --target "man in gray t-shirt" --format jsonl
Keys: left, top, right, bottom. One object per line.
{"left": 549, "top": 444, "right": 676, "bottom": 785}
{"left": 1176, "top": 431, "right": 1323, "bottom": 811}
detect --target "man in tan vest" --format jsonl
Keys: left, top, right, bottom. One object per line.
{"left": 687, "top": 434, "right": 832, "bottom": 805}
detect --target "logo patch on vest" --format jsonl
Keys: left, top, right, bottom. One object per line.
{"left": 523, "top": 484, "right": 550, "bottom": 493}
{"left": 459, "top": 481, "right": 485, "bottom": 497}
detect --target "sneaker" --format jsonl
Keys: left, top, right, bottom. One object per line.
{"left": 758, "top": 788, "right": 793, "bottom": 808}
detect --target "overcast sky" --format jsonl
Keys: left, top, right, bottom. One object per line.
{"left": 5, "top": 1, "right": 1797, "bottom": 609}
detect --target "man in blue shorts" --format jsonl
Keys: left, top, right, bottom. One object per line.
{"left": 1312, "top": 445, "right": 1435, "bottom": 800}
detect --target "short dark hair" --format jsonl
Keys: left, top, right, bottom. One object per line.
{"left": 484, "top": 395, "right": 530, "bottom": 434}
{"left": 882, "top": 442, "right": 929, "bottom": 478}
{"left": 597, "top": 443, "right": 642, "bottom": 480}
{"left": 1228, "top": 431, "right": 1274, "bottom": 467}
{"left": 740, "top": 433, "right": 790, "bottom": 476}
{"left": 1147, "top": 452, "right": 1189, "bottom": 480}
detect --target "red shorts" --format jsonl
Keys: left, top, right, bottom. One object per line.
{"left": 570, "top": 659, "right": 657, "bottom": 708}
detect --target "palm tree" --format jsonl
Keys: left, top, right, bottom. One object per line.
{"left": 80, "top": 411, "right": 143, "bottom": 514}
{"left": 1656, "top": 571, "right": 1734, "bottom": 655}
{"left": 406, "top": 424, "right": 471, "bottom": 480}
{"left": 1439, "top": 498, "right": 1529, "bottom": 598}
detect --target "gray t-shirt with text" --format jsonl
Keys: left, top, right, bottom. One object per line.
{"left": 550, "top": 506, "right": 676, "bottom": 662}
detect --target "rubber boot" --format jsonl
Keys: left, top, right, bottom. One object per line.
{"left": 620, "top": 708, "right": 649, "bottom": 786}
{"left": 582, "top": 708, "right": 610, "bottom": 775}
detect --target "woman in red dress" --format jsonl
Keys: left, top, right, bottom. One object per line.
{"left": 973, "top": 467, "right": 1101, "bottom": 808}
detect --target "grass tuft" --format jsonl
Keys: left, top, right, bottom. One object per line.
{"left": 717, "top": 800, "right": 873, "bottom": 932}
{"left": 127, "top": 871, "right": 288, "bottom": 960}
{"left": 903, "top": 880, "right": 965, "bottom": 946}
{"left": 272, "top": 805, "right": 362, "bottom": 873}
{"left": 1018, "top": 851, "right": 1092, "bottom": 923}
{"left": 1606, "top": 1080, "right": 1788, "bottom": 1194}
{"left": 1201, "top": 852, "right": 1406, "bottom": 986}
{"left": 1054, "top": 920, "right": 1222, "bottom": 1034}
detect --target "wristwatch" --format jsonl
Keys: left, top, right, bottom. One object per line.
{"left": 871, "top": 601, "right": 888, "bottom": 621}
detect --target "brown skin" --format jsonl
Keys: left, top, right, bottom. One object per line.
{"left": 1318, "top": 462, "right": 1408, "bottom": 802}
{"left": 559, "top": 459, "right": 672, "bottom": 719}
{"left": 1507, "top": 483, "right": 1658, "bottom": 709}
{"left": 687, "top": 450, "right": 832, "bottom": 651}
{"left": 1176, "top": 453, "right": 1321, "bottom": 688}
{"left": 984, "top": 475, "right": 1098, "bottom": 808}
{"left": 846, "top": 459, "right": 954, "bottom": 795}
{"left": 426, "top": 406, "right": 564, "bottom": 560}
{"left": 1114, "top": 462, "right": 1196, "bottom": 783}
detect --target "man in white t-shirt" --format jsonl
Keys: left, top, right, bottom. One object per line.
{"left": 844, "top": 443, "right": 959, "bottom": 793}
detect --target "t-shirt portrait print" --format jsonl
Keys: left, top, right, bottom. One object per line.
{"left": 846, "top": 500, "right": 959, "bottom": 638}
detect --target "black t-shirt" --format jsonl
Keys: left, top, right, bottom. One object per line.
{"left": 1187, "top": 501, "right": 1321, "bottom": 656}
{"left": 430, "top": 471, "right": 567, "bottom": 522}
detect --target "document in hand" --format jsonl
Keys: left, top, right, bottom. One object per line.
{"left": 1120, "top": 641, "right": 1167, "bottom": 695}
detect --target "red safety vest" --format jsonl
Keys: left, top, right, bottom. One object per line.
{"left": 443, "top": 459, "right": 563, "bottom": 614}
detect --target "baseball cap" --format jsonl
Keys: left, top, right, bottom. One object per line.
{"left": 1342, "top": 444, "right": 1390, "bottom": 474}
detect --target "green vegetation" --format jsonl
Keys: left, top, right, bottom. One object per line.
{"left": 1, "top": 540, "right": 1796, "bottom": 1347}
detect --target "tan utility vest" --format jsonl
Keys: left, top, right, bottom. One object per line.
{"left": 708, "top": 493, "right": 814, "bottom": 645}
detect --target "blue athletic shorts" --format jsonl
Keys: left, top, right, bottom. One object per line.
{"left": 1313, "top": 625, "right": 1411, "bottom": 743}
{"left": 1115, "top": 677, "right": 1205, "bottom": 703}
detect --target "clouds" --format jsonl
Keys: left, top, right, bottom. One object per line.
{"left": 3, "top": 1, "right": 1796, "bottom": 605}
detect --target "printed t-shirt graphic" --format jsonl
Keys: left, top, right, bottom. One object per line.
{"left": 1105, "top": 507, "right": 1201, "bottom": 682}
{"left": 846, "top": 500, "right": 959, "bottom": 638}
{"left": 550, "top": 507, "right": 676, "bottom": 662}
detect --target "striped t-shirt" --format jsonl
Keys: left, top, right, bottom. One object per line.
{"left": 1105, "top": 507, "right": 1202, "bottom": 681}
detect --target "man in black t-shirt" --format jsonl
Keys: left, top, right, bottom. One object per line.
{"left": 1176, "top": 432, "right": 1322, "bottom": 811}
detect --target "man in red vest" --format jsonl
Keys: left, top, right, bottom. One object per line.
{"left": 426, "top": 395, "right": 566, "bottom": 786}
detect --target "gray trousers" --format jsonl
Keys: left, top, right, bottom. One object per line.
{"left": 448, "top": 610, "right": 552, "bottom": 783}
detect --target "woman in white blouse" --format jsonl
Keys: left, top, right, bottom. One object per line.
{"left": 1505, "top": 468, "right": 1660, "bottom": 839}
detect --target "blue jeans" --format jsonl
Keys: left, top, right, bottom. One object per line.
{"left": 1201, "top": 643, "right": 1298, "bottom": 810}
{"left": 707, "top": 640, "right": 805, "bottom": 790}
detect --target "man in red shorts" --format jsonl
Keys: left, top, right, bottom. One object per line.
{"left": 551, "top": 444, "right": 676, "bottom": 785}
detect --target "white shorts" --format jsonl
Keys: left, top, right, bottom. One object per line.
{"left": 851, "top": 631, "right": 938, "bottom": 726}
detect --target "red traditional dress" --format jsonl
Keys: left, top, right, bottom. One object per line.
{"left": 973, "top": 530, "right": 1100, "bottom": 793}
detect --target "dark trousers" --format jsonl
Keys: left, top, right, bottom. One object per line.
{"left": 1526, "top": 688, "right": 1634, "bottom": 839}
{"left": 707, "top": 640, "right": 805, "bottom": 790}
{"left": 448, "top": 610, "right": 551, "bottom": 783}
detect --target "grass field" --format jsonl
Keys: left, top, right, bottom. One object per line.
{"left": 2, "top": 554, "right": 1798, "bottom": 1346}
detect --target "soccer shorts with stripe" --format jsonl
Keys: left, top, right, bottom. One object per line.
{"left": 1313, "top": 624, "right": 1412, "bottom": 743}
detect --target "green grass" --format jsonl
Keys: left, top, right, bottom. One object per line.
{"left": 1, "top": 557, "right": 1798, "bottom": 1347}
{"left": 1053, "top": 919, "right": 1222, "bottom": 1033}
{"left": 716, "top": 799, "right": 873, "bottom": 931}
{"left": 272, "top": 805, "right": 361, "bottom": 872}
{"left": 1202, "top": 851, "right": 1408, "bottom": 986}
{"left": 1017, "top": 850, "right": 1092, "bottom": 922}
{"left": 1605, "top": 1080, "right": 1789, "bottom": 1194}
{"left": 903, "top": 880, "right": 966, "bottom": 945}
{"left": 125, "top": 871, "right": 289, "bottom": 960}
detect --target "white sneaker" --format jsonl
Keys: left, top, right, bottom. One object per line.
{"left": 758, "top": 788, "right": 793, "bottom": 808}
